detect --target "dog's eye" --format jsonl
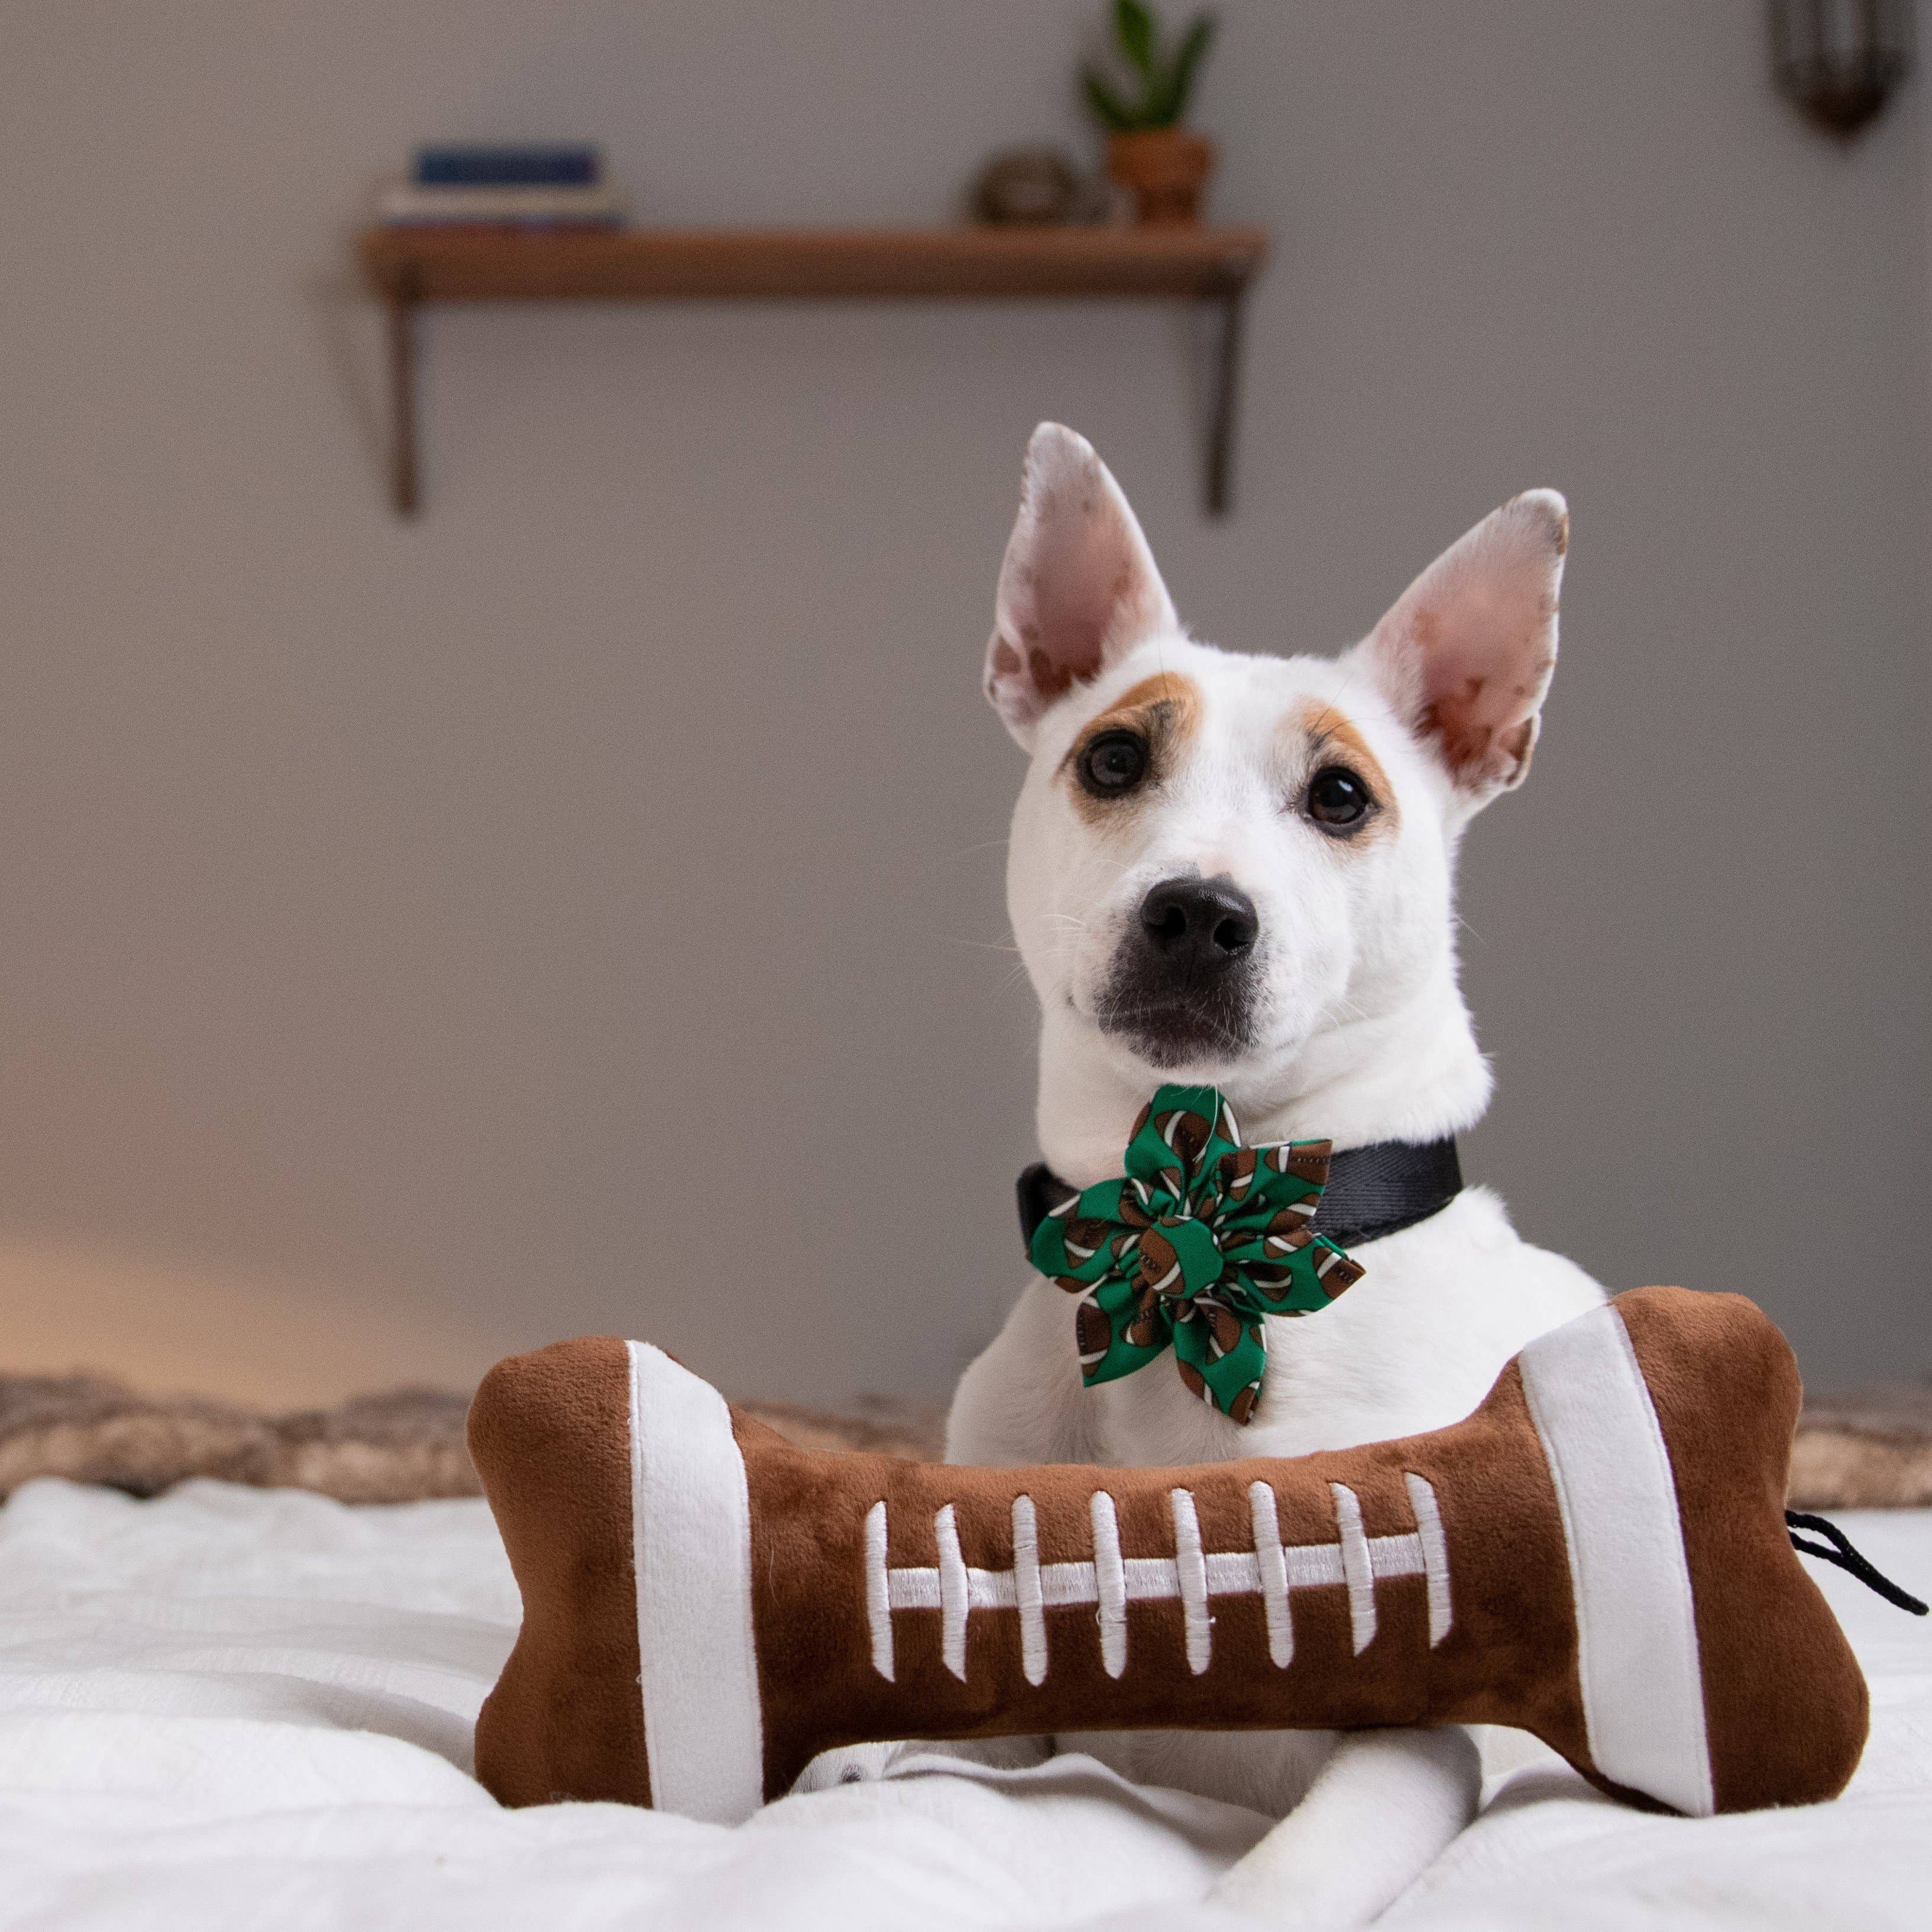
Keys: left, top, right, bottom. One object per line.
{"left": 1306, "top": 766, "right": 1372, "bottom": 828}
{"left": 1079, "top": 730, "right": 1148, "bottom": 798}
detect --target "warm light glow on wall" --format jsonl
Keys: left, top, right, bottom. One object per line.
{"left": 0, "top": 1242, "right": 484, "bottom": 1407}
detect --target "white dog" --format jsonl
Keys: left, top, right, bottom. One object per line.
{"left": 944, "top": 424, "right": 1607, "bottom": 1925}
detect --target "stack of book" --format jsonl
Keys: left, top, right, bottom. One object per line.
{"left": 376, "top": 144, "right": 623, "bottom": 228}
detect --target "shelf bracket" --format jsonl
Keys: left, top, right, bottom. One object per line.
{"left": 384, "top": 268, "right": 422, "bottom": 518}
{"left": 1200, "top": 285, "right": 1248, "bottom": 519}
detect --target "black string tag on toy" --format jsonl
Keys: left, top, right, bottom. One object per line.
{"left": 1787, "top": 1511, "right": 1929, "bottom": 1615}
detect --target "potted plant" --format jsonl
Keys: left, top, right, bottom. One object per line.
{"left": 1082, "top": 0, "right": 1218, "bottom": 226}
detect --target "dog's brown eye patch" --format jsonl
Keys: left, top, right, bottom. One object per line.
{"left": 1063, "top": 672, "right": 1202, "bottom": 824}
{"left": 1284, "top": 701, "right": 1398, "bottom": 844}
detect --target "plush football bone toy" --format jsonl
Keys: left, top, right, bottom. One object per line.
{"left": 467, "top": 1287, "right": 1866, "bottom": 1826}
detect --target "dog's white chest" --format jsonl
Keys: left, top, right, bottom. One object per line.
{"left": 1068, "top": 1190, "right": 1604, "bottom": 1471}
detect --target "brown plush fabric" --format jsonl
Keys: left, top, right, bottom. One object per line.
{"left": 1621, "top": 1293, "right": 1869, "bottom": 1813}
{"left": 0, "top": 1369, "right": 941, "bottom": 1503}
{"left": 467, "top": 1289, "right": 1868, "bottom": 1822}
{"left": 468, "top": 1335, "right": 651, "bottom": 1809}
{"left": 716, "top": 1360, "right": 1596, "bottom": 1802}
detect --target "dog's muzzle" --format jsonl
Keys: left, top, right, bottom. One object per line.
{"left": 1096, "top": 874, "right": 1261, "bottom": 1066}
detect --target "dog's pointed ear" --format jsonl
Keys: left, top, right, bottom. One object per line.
{"left": 1357, "top": 490, "right": 1568, "bottom": 802}
{"left": 983, "top": 424, "right": 1179, "bottom": 749}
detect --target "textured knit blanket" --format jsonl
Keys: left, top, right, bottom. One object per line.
{"left": 0, "top": 1370, "right": 941, "bottom": 1504}
{"left": 0, "top": 1365, "right": 1921, "bottom": 1508}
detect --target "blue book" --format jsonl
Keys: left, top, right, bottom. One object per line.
{"left": 413, "top": 144, "right": 601, "bottom": 187}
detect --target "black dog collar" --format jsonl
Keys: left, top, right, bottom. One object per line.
{"left": 1017, "top": 1137, "right": 1464, "bottom": 1258}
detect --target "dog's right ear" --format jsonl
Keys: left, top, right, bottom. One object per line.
{"left": 983, "top": 424, "right": 1178, "bottom": 749}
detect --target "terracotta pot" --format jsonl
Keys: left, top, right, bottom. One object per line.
{"left": 1106, "top": 129, "right": 1215, "bottom": 226}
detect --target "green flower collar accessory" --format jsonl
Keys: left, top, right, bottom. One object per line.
{"left": 1028, "top": 1085, "right": 1365, "bottom": 1426}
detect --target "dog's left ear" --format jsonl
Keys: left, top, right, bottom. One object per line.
{"left": 983, "top": 423, "right": 1179, "bottom": 749}
{"left": 1356, "top": 490, "right": 1568, "bottom": 802}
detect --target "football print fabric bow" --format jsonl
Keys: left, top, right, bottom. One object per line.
{"left": 1028, "top": 1086, "right": 1364, "bottom": 1425}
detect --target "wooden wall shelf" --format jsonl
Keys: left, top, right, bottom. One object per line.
{"left": 357, "top": 224, "right": 1270, "bottom": 517}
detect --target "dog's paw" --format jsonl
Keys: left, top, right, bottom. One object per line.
{"left": 1205, "top": 1727, "right": 1481, "bottom": 1927}
{"left": 791, "top": 1732, "right": 1053, "bottom": 1795}
{"left": 1206, "top": 1860, "right": 1364, "bottom": 1929}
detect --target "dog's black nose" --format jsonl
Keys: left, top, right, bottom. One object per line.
{"left": 1138, "top": 876, "right": 1258, "bottom": 967}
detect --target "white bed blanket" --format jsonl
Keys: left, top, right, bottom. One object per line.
{"left": 0, "top": 1476, "right": 1924, "bottom": 1931}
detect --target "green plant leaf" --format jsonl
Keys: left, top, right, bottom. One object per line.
{"left": 1151, "top": 13, "right": 1215, "bottom": 127}
{"left": 1082, "top": 66, "right": 1140, "bottom": 132}
{"left": 1115, "top": 0, "right": 1156, "bottom": 76}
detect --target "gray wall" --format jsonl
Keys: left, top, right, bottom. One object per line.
{"left": 0, "top": 2, "right": 1924, "bottom": 1409}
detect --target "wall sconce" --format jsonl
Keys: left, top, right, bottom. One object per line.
{"left": 1769, "top": 0, "right": 1915, "bottom": 141}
